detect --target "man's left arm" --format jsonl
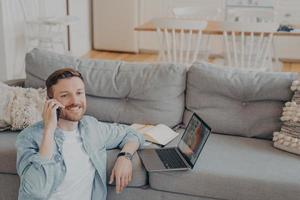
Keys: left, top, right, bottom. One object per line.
{"left": 109, "top": 141, "right": 139, "bottom": 193}
{"left": 99, "top": 121, "right": 145, "bottom": 193}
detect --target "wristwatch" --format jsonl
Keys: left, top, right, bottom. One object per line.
{"left": 117, "top": 152, "right": 133, "bottom": 161}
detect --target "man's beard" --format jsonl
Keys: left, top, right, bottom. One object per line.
{"left": 59, "top": 104, "right": 86, "bottom": 122}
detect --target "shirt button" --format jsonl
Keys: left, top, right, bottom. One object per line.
{"left": 54, "top": 154, "right": 61, "bottom": 162}
{"left": 242, "top": 102, "right": 247, "bottom": 106}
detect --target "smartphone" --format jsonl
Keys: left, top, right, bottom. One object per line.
{"left": 56, "top": 108, "right": 61, "bottom": 121}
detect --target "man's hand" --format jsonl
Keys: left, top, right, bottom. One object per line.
{"left": 39, "top": 99, "right": 65, "bottom": 159}
{"left": 109, "top": 157, "right": 133, "bottom": 193}
{"left": 42, "top": 99, "right": 64, "bottom": 132}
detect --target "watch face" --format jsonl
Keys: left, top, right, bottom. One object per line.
{"left": 125, "top": 152, "right": 133, "bottom": 160}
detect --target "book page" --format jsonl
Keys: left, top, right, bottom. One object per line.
{"left": 145, "top": 124, "right": 179, "bottom": 145}
{"left": 131, "top": 124, "right": 154, "bottom": 132}
{"left": 131, "top": 123, "right": 179, "bottom": 145}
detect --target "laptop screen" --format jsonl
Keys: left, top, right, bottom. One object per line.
{"left": 178, "top": 113, "right": 211, "bottom": 167}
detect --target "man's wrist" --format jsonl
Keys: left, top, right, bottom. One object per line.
{"left": 117, "top": 152, "right": 133, "bottom": 161}
{"left": 44, "top": 126, "right": 56, "bottom": 135}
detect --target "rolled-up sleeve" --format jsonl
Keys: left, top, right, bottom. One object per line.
{"left": 99, "top": 122, "right": 145, "bottom": 150}
{"left": 16, "top": 130, "right": 60, "bottom": 199}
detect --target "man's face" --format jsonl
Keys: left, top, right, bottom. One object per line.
{"left": 52, "top": 77, "right": 86, "bottom": 122}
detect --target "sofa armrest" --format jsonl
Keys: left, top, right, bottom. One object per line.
{"left": 3, "top": 79, "right": 25, "bottom": 87}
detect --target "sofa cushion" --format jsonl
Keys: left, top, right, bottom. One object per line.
{"left": 149, "top": 133, "right": 300, "bottom": 200}
{"left": 25, "top": 48, "right": 186, "bottom": 127}
{"left": 186, "top": 62, "right": 297, "bottom": 139}
{"left": 0, "top": 132, "right": 18, "bottom": 174}
{"left": 0, "top": 174, "right": 19, "bottom": 200}
{"left": 25, "top": 49, "right": 78, "bottom": 88}
{"left": 78, "top": 58, "right": 186, "bottom": 127}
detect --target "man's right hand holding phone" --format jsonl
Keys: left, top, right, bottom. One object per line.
{"left": 43, "top": 99, "right": 65, "bottom": 132}
{"left": 40, "top": 99, "right": 65, "bottom": 159}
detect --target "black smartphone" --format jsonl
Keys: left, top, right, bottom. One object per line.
{"left": 56, "top": 108, "right": 61, "bottom": 121}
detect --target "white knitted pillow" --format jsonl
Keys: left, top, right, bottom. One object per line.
{"left": 0, "top": 82, "right": 14, "bottom": 130}
{"left": 273, "top": 80, "right": 300, "bottom": 155}
{"left": 0, "top": 82, "right": 46, "bottom": 131}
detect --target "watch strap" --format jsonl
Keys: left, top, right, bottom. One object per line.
{"left": 117, "top": 152, "right": 133, "bottom": 160}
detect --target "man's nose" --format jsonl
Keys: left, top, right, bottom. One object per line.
{"left": 69, "top": 94, "right": 80, "bottom": 104}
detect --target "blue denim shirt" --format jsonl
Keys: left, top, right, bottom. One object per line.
{"left": 16, "top": 115, "right": 145, "bottom": 200}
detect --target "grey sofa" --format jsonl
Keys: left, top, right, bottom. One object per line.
{"left": 1, "top": 48, "right": 300, "bottom": 200}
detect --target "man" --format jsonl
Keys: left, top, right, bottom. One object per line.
{"left": 16, "top": 68, "right": 144, "bottom": 200}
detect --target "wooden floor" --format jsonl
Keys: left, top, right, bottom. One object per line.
{"left": 85, "top": 50, "right": 300, "bottom": 72}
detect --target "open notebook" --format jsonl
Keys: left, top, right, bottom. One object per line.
{"left": 131, "top": 124, "right": 179, "bottom": 146}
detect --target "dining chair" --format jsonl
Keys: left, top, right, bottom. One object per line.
{"left": 225, "top": 9, "right": 280, "bottom": 69}
{"left": 218, "top": 21, "right": 280, "bottom": 71}
{"left": 19, "top": 0, "right": 78, "bottom": 52}
{"left": 152, "top": 18, "right": 208, "bottom": 68}
{"left": 172, "top": 7, "right": 222, "bottom": 65}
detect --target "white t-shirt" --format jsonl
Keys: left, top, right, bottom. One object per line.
{"left": 49, "top": 128, "right": 96, "bottom": 200}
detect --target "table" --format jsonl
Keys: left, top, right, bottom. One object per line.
{"left": 135, "top": 18, "right": 300, "bottom": 36}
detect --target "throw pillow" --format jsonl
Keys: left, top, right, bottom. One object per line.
{"left": 0, "top": 82, "right": 46, "bottom": 131}
{"left": 0, "top": 82, "right": 14, "bottom": 130}
{"left": 273, "top": 80, "right": 300, "bottom": 155}
{"left": 187, "top": 61, "right": 296, "bottom": 139}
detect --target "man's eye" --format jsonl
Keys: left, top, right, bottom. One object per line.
{"left": 77, "top": 92, "right": 84, "bottom": 95}
{"left": 61, "top": 94, "right": 67, "bottom": 98}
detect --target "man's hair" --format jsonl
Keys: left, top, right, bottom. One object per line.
{"left": 46, "top": 68, "right": 84, "bottom": 98}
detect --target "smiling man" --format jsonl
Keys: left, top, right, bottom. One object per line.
{"left": 16, "top": 68, "right": 144, "bottom": 200}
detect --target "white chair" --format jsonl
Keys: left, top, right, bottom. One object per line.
{"left": 219, "top": 22, "right": 280, "bottom": 71}
{"left": 225, "top": 9, "right": 280, "bottom": 69}
{"left": 172, "top": 7, "right": 221, "bottom": 64}
{"left": 172, "top": 7, "right": 222, "bottom": 20}
{"left": 19, "top": 0, "right": 78, "bottom": 52}
{"left": 152, "top": 18, "right": 208, "bottom": 68}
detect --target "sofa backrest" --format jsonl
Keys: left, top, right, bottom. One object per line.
{"left": 185, "top": 62, "right": 298, "bottom": 139}
{"left": 25, "top": 49, "right": 186, "bottom": 127}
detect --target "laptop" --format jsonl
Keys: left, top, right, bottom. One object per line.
{"left": 138, "top": 113, "right": 211, "bottom": 172}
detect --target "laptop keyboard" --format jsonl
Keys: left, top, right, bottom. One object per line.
{"left": 155, "top": 148, "right": 187, "bottom": 169}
